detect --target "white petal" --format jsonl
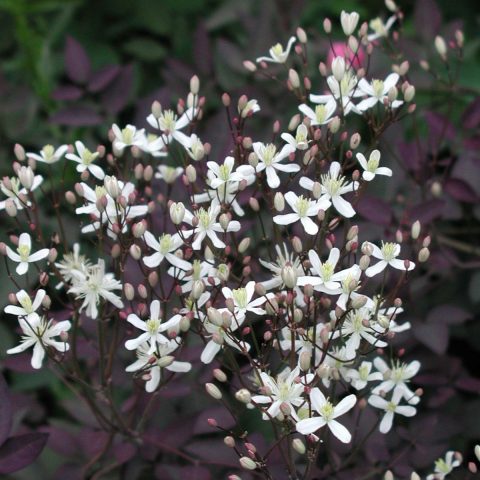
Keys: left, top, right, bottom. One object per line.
{"left": 328, "top": 419, "right": 352, "bottom": 443}
{"left": 296, "top": 417, "right": 326, "bottom": 435}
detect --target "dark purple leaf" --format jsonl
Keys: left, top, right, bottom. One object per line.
{"left": 193, "top": 23, "right": 212, "bottom": 75}
{"left": 50, "top": 105, "right": 102, "bottom": 126}
{"left": 87, "top": 65, "right": 121, "bottom": 93}
{"left": 414, "top": 323, "right": 449, "bottom": 354}
{"left": 414, "top": 0, "right": 442, "bottom": 41}
{"left": 113, "top": 441, "right": 137, "bottom": 464}
{"left": 397, "top": 141, "right": 424, "bottom": 172}
{"left": 64, "top": 36, "right": 91, "bottom": 84}
{"left": 51, "top": 85, "right": 83, "bottom": 101}
{"left": 0, "top": 374, "right": 12, "bottom": 446}
{"left": 0, "top": 433, "right": 49, "bottom": 474}
{"left": 427, "top": 387, "right": 455, "bottom": 408}
{"left": 155, "top": 464, "right": 211, "bottom": 480}
{"left": 100, "top": 64, "right": 133, "bottom": 115}
{"left": 444, "top": 178, "right": 478, "bottom": 203}
{"left": 407, "top": 199, "right": 445, "bottom": 224}
{"left": 355, "top": 195, "right": 392, "bottom": 226}
{"left": 455, "top": 376, "right": 480, "bottom": 394}
{"left": 463, "top": 97, "right": 480, "bottom": 129}
{"left": 38, "top": 426, "right": 78, "bottom": 457}
{"left": 425, "top": 111, "right": 456, "bottom": 151}
{"left": 426, "top": 304, "right": 471, "bottom": 325}
{"left": 184, "top": 439, "right": 238, "bottom": 465}
{"left": 215, "top": 39, "right": 245, "bottom": 73}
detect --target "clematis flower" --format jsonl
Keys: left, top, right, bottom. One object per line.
{"left": 27, "top": 144, "right": 68, "bottom": 164}
{"left": 281, "top": 124, "right": 310, "bottom": 151}
{"left": 356, "top": 73, "right": 403, "bottom": 111}
{"left": 66, "top": 141, "right": 104, "bottom": 179}
{"left": 300, "top": 162, "right": 358, "bottom": 218}
{"left": 55, "top": 243, "right": 90, "bottom": 288}
{"left": 256, "top": 36, "right": 296, "bottom": 64}
{"left": 346, "top": 361, "right": 383, "bottom": 390}
{"left": 356, "top": 150, "right": 392, "bottom": 181}
{"left": 368, "top": 388, "right": 417, "bottom": 433}
{"left": 252, "top": 142, "right": 298, "bottom": 189}
{"left": 125, "top": 300, "right": 181, "bottom": 353}
{"left": 273, "top": 191, "right": 331, "bottom": 235}
{"left": 296, "top": 388, "right": 357, "bottom": 443}
{"left": 7, "top": 315, "right": 71, "bottom": 369}
{"left": 0, "top": 174, "right": 43, "bottom": 211}
{"left": 368, "top": 16, "right": 397, "bottom": 42}
{"left": 126, "top": 340, "right": 191, "bottom": 393}
{"left": 340, "top": 11, "right": 360, "bottom": 36}
{"left": 182, "top": 205, "right": 241, "bottom": 250}
{"left": 252, "top": 366, "right": 314, "bottom": 421}
{"left": 363, "top": 241, "right": 415, "bottom": 277}
{"left": 221, "top": 281, "right": 271, "bottom": 321}
{"left": 146, "top": 107, "right": 197, "bottom": 148}
{"left": 5, "top": 233, "right": 49, "bottom": 275}
{"left": 4, "top": 289, "right": 46, "bottom": 324}
{"left": 68, "top": 260, "right": 123, "bottom": 319}
{"left": 143, "top": 231, "right": 190, "bottom": 270}
{"left": 298, "top": 101, "right": 337, "bottom": 127}
{"left": 426, "top": 451, "right": 461, "bottom": 480}
{"left": 111, "top": 124, "right": 145, "bottom": 152}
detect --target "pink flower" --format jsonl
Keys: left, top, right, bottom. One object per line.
{"left": 327, "top": 43, "right": 365, "bottom": 70}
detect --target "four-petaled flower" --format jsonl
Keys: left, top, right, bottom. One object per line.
{"left": 256, "top": 36, "right": 296, "bottom": 64}
{"left": 6, "top": 233, "right": 49, "bottom": 275}
{"left": 356, "top": 150, "right": 392, "bottom": 181}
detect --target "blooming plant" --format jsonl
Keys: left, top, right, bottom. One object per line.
{"left": 0, "top": 1, "right": 477, "bottom": 478}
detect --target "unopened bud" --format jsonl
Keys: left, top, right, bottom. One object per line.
{"left": 235, "top": 388, "right": 251, "bottom": 404}
{"left": 404, "top": 84, "right": 415, "bottom": 102}
{"left": 323, "top": 18, "right": 332, "bottom": 34}
{"left": 205, "top": 383, "right": 222, "bottom": 400}
{"left": 331, "top": 57, "right": 345, "bottom": 82}
{"left": 170, "top": 202, "right": 185, "bottom": 225}
{"left": 274, "top": 192, "right": 285, "bottom": 211}
{"left": 418, "top": 247, "right": 430, "bottom": 263}
{"left": 288, "top": 69, "right": 301, "bottom": 89}
{"left": 124, "top": 283, "right": 135, "bottom": 301}
{"left": 434, "top": 36, "right": 447, "bottom": 59}
{"left": 299, "top": 351, "right": 311, "bottom": 371}
{"left": 411, "top": 220, "right": 421, "bottom": 239}
{"left": 329, "top": 116, "right": 341, "bottom": 133}
{"left": 239, "top": 457, "right": 257, "bottom": 471}
{"left": 350, "top": 133, "right": 361, "bottom": 150}
{"left": 185, "top": 164, "right": 197, "bottom": 183}
{"left": 281, "top": 265, "right": 298, "bottom": 289}
{"left": 129, "top": 244, "right": 142, "bottom": 260}
{"left": 243, "top": 60, "right": 257, "bottom": 72}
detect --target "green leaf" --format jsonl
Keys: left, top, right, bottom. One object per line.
{"left": 123, "top": 37, "right": 166, "bottom": 62}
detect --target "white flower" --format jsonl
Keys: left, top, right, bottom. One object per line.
{"left": 281, "top": 124, "right": 310, "bottom": 151}
{"left": 298, "top": 248, "right": 349, "bottom": 294}
{"left": 27, "top": 144, "right": 68, "bottom": 164}
{"left": 222, "top": 281, "right": 270, "bottom": 321}
{"left": 426, "top": 451, "right": 461, "bottom": 480}
{"left": 65, "top": 141, "right": 104, "bottom": 179}
{"left": 363, "top": 241, "right": 415, "bottom": 277}
{"left": 146, "top": 107, "right": 197, "bottom": 148}
{"left": 368, "top": 16, "right": 397, "bottom": 42}
{"left": 296, "top": 388, "right": 356, "bottom": 443}
{"left": 200, "top": 316, "right": 250, "bottom": 364}
{"left": 252, "top": 142, "right": 298, "bottom": 189}
{"left": 140, "top": 133, "right": 168, "bottom": 157}
{"left": 126, "top": 340, "right": 191, "bottom": 393}
{"left": 298, "top": 101, "right": 337, "bottom": 127}
{"left": 372, "top": 357, "right": 421, "bottom": 405}
{"left": 111, "top": 124, "right": 145, "bottom": 152}
{"left": 368, "top": 388, "right": 417, "bottom": 434}
{"left": 356, "top": 73, "right": 403, "bottom": 111}
{"left": 5, "top": 233, "right": 49, "bottom": 275}
{"left": 300, "top": 162, "right": 358, "bottom": 218}
{"left": 55, "top": 243, "right": 90, "bottom": 288}
{"left": 0, "top": 174, "right": 43, "bottom": 211}
{"left": 335, "top": 265, "right": 374, "bottom": 311}
{"left": 125, "top": 300, "right": 181, "bottom": 353}
{"left": 252, "top": 367, "right": 313, "bottom": 421}
{"left": 143, "top": 232, "right": 190, "bottom": 270}
{"left": 239, "top": 99, "right": 260, "bottom": 118}
{"left": 356, "top": 150, "right": 392, "bottom": 181}
{"left": 346, "top": 361, "right": 383, "bottom": 390}
{"left": 340, "top": 11, "right": 360, "bottom": 36}
{"left": 169, "top": 258, "right": 220, "bottom": 293}
{"left": 68, "top": 260, "right": 123, "bottom": 319}
{"left": 184, "top": 134, "right": 205, "bottom": 161}
{"left": 256, "top": 36, "right": 296, "bottom": 63}
{"left": 7, "top": 315, "right": 71, "bottom": 369}
{"left": 182, "top": 205, "right": 241, "bottom": 250}
{"left": 4, "top": 289, "right": 46, "bottom": 324}
{"left": 155, "top": 165, "right": 183, "bottom": 184}
{"left": 259, "top": 243, "right": 303, "bottom": 291}
{"left": 310, "top": 73, "right": 363, "bottom": 115}
{"left": 273, "top": 191, "right": 331, "bottom": 235}
{"left": 207, "top": 156, "right": 251, "bottom": 189}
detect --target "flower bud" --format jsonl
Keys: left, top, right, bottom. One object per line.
{"left": 299, "top": 351, "right": 311, "bottom": 371}
{"left": 129, "top": 244, "right": 142, "bottom": 260}
{"left": 170, "top": 202, "right": 185, "bottom": 225}
{"left": 410, "top": 473, "right": 421, "bottom": 480}
{"left": 418, "top": 247, "right": 430, "bottom": 263}
{"left": 213, "top": 368, "right": 227, "bottom": 383}
{"left": 14, "top": 144, "right": 26, "bottom": 161}
{"left": 5, "top": 199, "right": 17, "bottom": 217}
{"left": 331, "top": 56, "right": 346, "bottom": 82}
{"left": 243, "top": 60, "right": 257, "bottom": 72}
{"left": 323, "top": 18, "right": 332, "bottom": 34}
{"left": 224, "top": 435, "right": 236, "bottom": 448}
{"left": 235, "top": 388, "right": 251, "bottom": 404}
{"left": 411, "top": 220, "right": 421, "bottom": 240}
{"left": 124, "top": 283, "right": 135, "bottom": 301}
{"left": 296, "top": 27, "right": 307, "bottom": 44}
{"left": 205, "top": 383, "right": 222, "bottom": 400}
{"left": 190, "top": 75, "right": 200, "bottom": 95}
{"left": 388, "top": 86, "right": 398, "bottom": 103}
{"left": 292, "top": 438, "right": 306, "bottom": 454}
{"left": 288, "top": 68, "right": 301, "bottom": 89}
{"left": 274, "top": 192, "right": 285, "bottom": 212}
{"left": 281, "top": 264, "right": 298, "bottom": 289}
{"left": 434, "top": 36, "right": 447, "bottom": 59}
{"left": 291, "top": 236, "right": 302, "bottom": 253}
{"left": 288, "top": 114, "right": 301, "bottom": 131}
{"left": 384, "top": 471, "right": 394, "bottom": 480}
{"left": 404, "top": 84, "right": 415, "bottom": 102}
{"left": 132, "top": 221, "right": 146, "bottom": 238}
{"left": 249, "top": 197, "right": 260, "bottom": 212}
{"left": 191, "top": 280, "right": 205, "bottom": 300}
{"left": 239, "top": 457, "right": 257, "bottom": 471}
{"left": 474, "top": 445, "right": 480, "bottom": 462}
{"left": 455, "top": 30, "right": 464, "bottom": 48}
{"left": 350, "top": 133, "right": 361, "bottom": 150}
{"left": 157, "top": 355, "right": 175, "bottom": 368}
{"left": 185, "top": 164, "right": 197, "bottom": 183}
{"left": 340, "top": 11, "right": 359, "bottom": 36}
{"left": 385, "top": 0, "right": 397, "bottom": 12}
{"left": 359, "top": 254, "right": 370, "bottom": 270}
{"left": 18, "top": 166, "right": 34, "bottom": 189}
{"left": 329, "top": 116, "right": 341, "bottom": 133}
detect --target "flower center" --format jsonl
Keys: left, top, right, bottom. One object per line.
{"left": 82, "top": 148, "right": 98, "bottom": 165}
{"left": 159, "top": 234, "right": 173, "bottom": 254}
{"left": 295, "top": 195, "right": 311, "bottom": 217}
{"left": 19, "top": 296, "right": 33, "bottom": 313}
{"left": 381, "top": 242, "right": 397, "bottom": 261}
{"left": 196, "top": 208, "right": 212, "bottom": 230}
{"left": 321, "top": 173, "right": 346, "bottom": 197}
{"left": 359, "top": 364, "right": 370, "bottom": 381}
{"left": 372, "top": 79, "right": 384, "bottom": 98}
{"left": 277, "top": 380, "right": 290, "bottom": 400}
{"left": 261, "top": 144, "right": 277, "bottom": 166}
{"left": 315, "top": 105, "right": 328, "bottom": 124}
{"left": 435, "top": 459, "right": 452, "bottom": 474}
{"left": 320, "top": 261, "right": 334, "bottom": 281}
{"left": 370, "top": 18, "right": 386, "bottom": 37}
{"left": 17, "top": 244, "right": 30, "bottom": 261}
{"left": 122, "top": 128, "right": 134, "bottom": 145}
{"left": 192, "top": 260, "right": 202, "bottom": 280}
{"left": 386, "top": 401, "right": 397, "bottom": 412}
{"left": 146, "top": 318, "right": 161, "bottom": 335}
{"left": 367, "top": 156, "right": 380, "bottom": 172}
{"left": 232, "top": 287, "right": 248, "bottom": 310}
{"left": 271, "top": 43, "right": 284, "bottom": 58}
{"left": 159, "top": 110, "right": 177, "bottom": 133}
{"left": 42, "top": 145, "right": 55, "bottom": 161}
{"left": 95, "top": 186, "right": 107, "bottom": 199}
{"left": 320, "top": 401, "right": 335, "bottom": 421}
{"left": 219, "top": 164, "right": 231, "bottom": 181}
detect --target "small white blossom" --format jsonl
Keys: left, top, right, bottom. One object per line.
{"left": 4, "top": 289, "right": 46, "bottom": 324}
{"left": 5, "top": 233, "right": 49, "bottom": 275}
{"left": 296, "top": 388, "right": 356, "bottom": 443}
{"left": 281, "top": 124, "right": 310, "bottom": 151}
{"left": 356, "top": 73, "right": 403, "bottom": 111}
{"left": 66, "top": 141, "right": 104, "bottom": 179}
{"left": 426, "top": 451, "right": 461, "bottom": 480}
{"left": 146, "top": 107, "right": 197, "bottom": 148}
{"left": 143, "top": 232, "right": 190, "bottom": 270}
{"left": 256, "top": 36, "right": 296, "bottom": 64}
{"left": 222, "top": 281, "right": 271, "bottom": 321}
{"left": 346, "top": 361, "right": 383, "bottom": 390}
{"left": 298, "top": 101, "right": 337, "bottom": 127}
{"left": 356, "top": 150, "right": 392, "bottom": 181}
{"left": 111, "top": 124, "right": 145, "bottom": 152}
{"left": 340, "top": 11, "right": 360, "bottom": 36}
{"left": 363, "top": 241, "right": 415, "bottom": 277}
{"left": 368, "top": 16, "right": 397, "bottom": 42}
{"left": 27, "top": 144, "right": 68, "bottom": 165}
